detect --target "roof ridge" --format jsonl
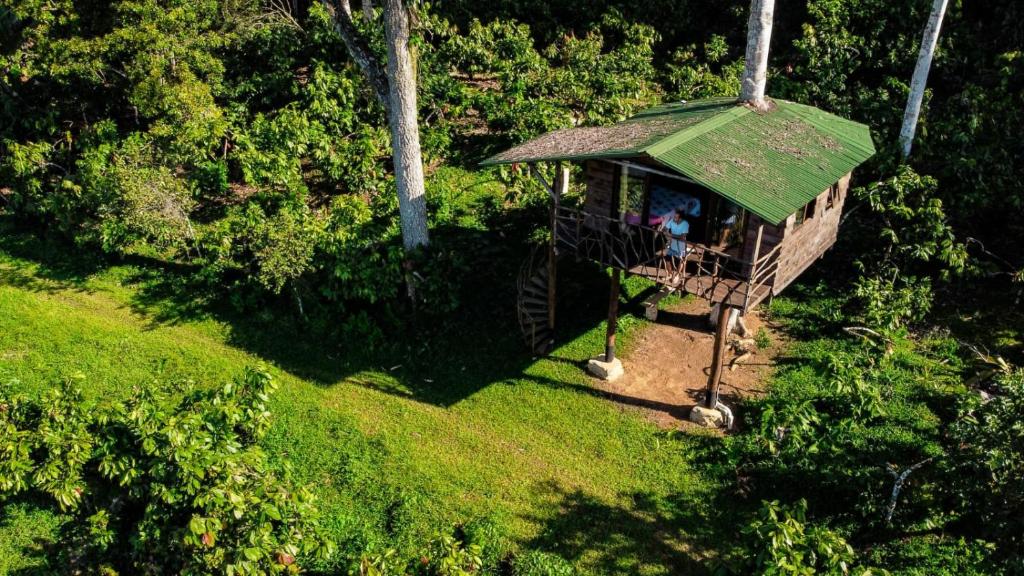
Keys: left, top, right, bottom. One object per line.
{"left": 641, "top": 104, "right": 751, "bottom": 157}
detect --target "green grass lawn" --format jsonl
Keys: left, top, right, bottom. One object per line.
{"left": 0, "top": 213, "right": 725, "bottom": 575}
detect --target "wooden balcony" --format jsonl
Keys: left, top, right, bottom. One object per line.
{"left": 552, "top": 206, "right": 779, "bottom": 311}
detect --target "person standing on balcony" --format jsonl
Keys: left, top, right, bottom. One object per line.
{"left": 662, "top": 208, "right": 690, "bottom": 278}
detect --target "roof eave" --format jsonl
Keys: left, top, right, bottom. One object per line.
{"left": 480, "top": 150, "right": 644, "bottom": 167}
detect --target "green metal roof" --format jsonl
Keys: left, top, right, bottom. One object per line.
{"left": 482, "top": 97, "right": 876, "bottom": 225}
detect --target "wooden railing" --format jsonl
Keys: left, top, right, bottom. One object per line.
{"left": 553, "top": 206, "right": 777, "bottom": 310}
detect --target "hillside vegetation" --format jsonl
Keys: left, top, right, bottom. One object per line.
{"left": 1, "top": 0, "right": 1023, "bottom": 574}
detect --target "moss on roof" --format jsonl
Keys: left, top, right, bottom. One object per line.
{"left": 482, "top": 97, "right": 875, "bottom": 224}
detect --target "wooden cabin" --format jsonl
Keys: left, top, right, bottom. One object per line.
{"left": 483, "top": 97, "right": 875, "bottom": 384}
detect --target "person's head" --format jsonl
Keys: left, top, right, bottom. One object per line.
{"left": 673, "top": 208, "right": 685, "bottom": 222}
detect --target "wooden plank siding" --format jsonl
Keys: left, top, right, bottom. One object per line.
{"left": 583, "top": 160, "right": 617, "bottom": 219}
{"left": 771, "top": 172, "right": 850, "bottom": 294}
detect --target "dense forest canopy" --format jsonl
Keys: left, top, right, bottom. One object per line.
{"left": 1, "top": 0, "right": 1023, "bottom": 574}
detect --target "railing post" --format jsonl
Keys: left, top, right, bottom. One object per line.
{"left": 744, "top": 224, "right": 764, "bottom": 311}
{"left": 705, "top": 303, "right": 733, "bottom": 408}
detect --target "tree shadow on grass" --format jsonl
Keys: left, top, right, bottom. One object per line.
{"left": 521, "top": 473, "right": 740, "bottom": 576}
{"left": 0, "top": 214, "right": 622, "bottom": 407}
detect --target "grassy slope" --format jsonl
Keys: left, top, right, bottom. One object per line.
{"left": 0, "top": 200, "right": 720, "bottom": 575}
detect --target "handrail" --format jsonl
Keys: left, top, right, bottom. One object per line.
{"left": 750, "top": 251, "right": 781, "bottom": 287}
{"left": 755, "top": 242, "right": 784, "bottom": 267}
{"left": 552, "top": 206, "right": 778, "bottom": 310}
{"left": 554, "top": 206, "right": 754, "bottom": 267}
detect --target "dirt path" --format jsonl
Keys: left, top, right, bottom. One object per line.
{"left": 595, "top": 297, "right": 783, "bottom": 431}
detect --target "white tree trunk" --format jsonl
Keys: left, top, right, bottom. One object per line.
{"left": 899, "top": 0, "right": 949, "bottom": 159}
{"left": 382, "top": 0, "right": 429, "bottom": 249}
{"left": 322, "top": 0, "right": 430, "bottom": 250}
{"left": 740, "top": 0, "right": 775, "bottom": 110}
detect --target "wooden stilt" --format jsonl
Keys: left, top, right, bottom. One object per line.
{"left": 705, "top": 303, "right": 733, "bottom": 408}
{"left": 605, "top": 268, "right": 621, "bottom": 362}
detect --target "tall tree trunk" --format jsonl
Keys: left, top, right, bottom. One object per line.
{"left": 381, "top": 0, "right": 429, "bottom": 250}
{"left": 740, "top": 0, "right": 775, "bottom": 110}
{"left": 319, "top": 0, "right": 429, "bottom": 251}
{"left": 899, "top": 0, "right": 949, "bottom": 159}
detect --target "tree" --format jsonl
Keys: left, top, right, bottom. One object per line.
{"left": 740, "top": 0, "right": 775, "bottom": 111}
{"left": 899, "top": 0, "right": 950, "bottom": 159}
{"left": 320, "top": 0, "right": 429, "bottom": 250}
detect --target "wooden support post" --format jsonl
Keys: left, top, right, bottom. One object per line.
{"left": 744, "top": 223, "right": 764, "bottom": 310}
{"left": 605, "top": 268, "right": 621, "bottom": 362}
{"left": 705, "top": 303, "right": 733, "bottom": 408}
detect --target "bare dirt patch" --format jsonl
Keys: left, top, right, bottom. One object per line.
{"left": 594, "top": 297, "right": 784, "bottom": 431}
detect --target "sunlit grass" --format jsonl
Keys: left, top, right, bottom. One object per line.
{"left": 0, "top": 217, "right": 718, "bottom": 575}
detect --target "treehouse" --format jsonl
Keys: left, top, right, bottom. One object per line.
{"left": 483, "top": 97, "right": 874, "bottom": 401}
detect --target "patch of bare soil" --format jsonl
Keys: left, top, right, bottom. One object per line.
{"left": 595, "top": 298, "right": 784, "bottom": 431}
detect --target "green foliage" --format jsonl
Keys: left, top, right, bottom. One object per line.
{"left": 421, "top": 534, "right": 484, "bottom": 575}
{"left": 722, "top": 312, "right": 969, "bottom": 570}
{"left": 726, "top": 499, "right": 865, "bottom": 576}
{"left": 445, "top": 11, "right": 661, "bottom": 142}
{"left": 664, "top": 35, "right": 743, "bottom": 100}
{"left": 512, "top": 550, "right": 575, "bottom": 576}
{"left": 851, "top": 273, "right": 932, "bottom": 331}
{"left": 857, "top": 167, "right": 966, "bottom": 277}
{"left": 863, "top": 536, "right": 1001, "bottom": 576}
{"left": 0, "top": 368, "right": 334, "bottom": 574}
{"left": 850, "top": 166, "right": 967, "bottom": 329}
{"left": 354, "top": 532, "right": 518, "bottom": 576}
{"left": 461, "top": 517, "right": 513, "bottom": 573}
{"left": 950, "top": 369, "right": 1024, "bottom": 563}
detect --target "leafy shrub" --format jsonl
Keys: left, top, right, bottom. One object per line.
{"left": 851, "top": 273, "right": 932, "bottom": 331}
{"left": 850, "top": 167, "right": 967, "bottom": 330}
{"left": 664, "top": 34, "right": 743, "bottom": 100}
{"left": 421, "top": 533, "right": 484, "bottom": 575}
{"left": 461, "top": 517, "right": 512, "bottom": 573}
{"left": 863, "top": 535, "right": 1001, "bottom": 576}
{"left": 512, "top": 550, "right": 575, "bottom": 576}
{"left": 0, "top": 368, "right": 334, "bottom": 574}
{"left": 950, "top": 369, "right": 1024, "bottom": 564}
{"left": 357, "top": 533, "right": 484, "bottom": 576}
{"left": 721, "top": 499, "right": 881, "bottom": 576}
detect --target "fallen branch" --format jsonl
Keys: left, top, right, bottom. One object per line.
{"left": 884, "top": 457, "right": 934, "bottom": 524}
{"left": 960, "top": 341, "right": 1013, "bottom": 392}
{"left": 843, "top": 326, "right": 894, "bottom": 355}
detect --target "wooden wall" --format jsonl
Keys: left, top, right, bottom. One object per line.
{"left": 771, "top": 172, "right": 851, "bottom": 294}
{"left": 740, "top": 214, "right": 786, "bottom": 271}
{"left": 584, "top": 160, "right": 617, "bottom": 219}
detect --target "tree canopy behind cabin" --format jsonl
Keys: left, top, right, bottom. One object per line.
{"left": 2, "top": 0, "right": 1021, "bottom": 308}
